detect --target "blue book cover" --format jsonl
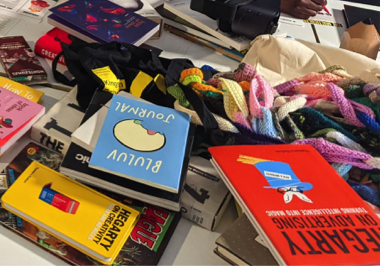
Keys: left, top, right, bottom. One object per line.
{"left": 49, "top": 0, "right": 159, "bottom": 44}
{"left": 89, "top": 95, "right": 191, "bottom": 193}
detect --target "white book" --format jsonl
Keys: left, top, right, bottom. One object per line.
{"left": 163, "top": 0, "right": 251, "bottom": 51}
{"left": 71, "top": 91, "right": 148, "bottom": 152}
{"left": 30, "top": 87, "right": 85, "bottom": 155}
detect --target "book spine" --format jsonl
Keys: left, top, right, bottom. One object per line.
{"left": 34, "top": 37, "right": 66, "bottom": 66}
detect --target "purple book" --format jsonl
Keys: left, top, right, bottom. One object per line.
{"left": 48, "top": 0, "right": 159, "bottom": 46}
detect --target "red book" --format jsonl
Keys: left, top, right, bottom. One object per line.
{"left": 209, "top": 144, "right": 380, "bottom": 266}
{"left": 34, "top": 28, "right": 73, "bottom": 66}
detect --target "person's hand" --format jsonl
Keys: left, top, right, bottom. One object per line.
{"left": 280, "top": 0, "right": 327, "bottom": 19}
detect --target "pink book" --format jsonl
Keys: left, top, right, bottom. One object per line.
{"left": 0, "top": 86, "right": 44, "bottom": 139}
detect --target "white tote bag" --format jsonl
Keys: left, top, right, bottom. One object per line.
{"left": 242, "top": 35, "right": 380, "bottom": 86}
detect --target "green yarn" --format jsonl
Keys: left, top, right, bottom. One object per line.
{"left": 181, "top": 75, "right": 202, "bottom": 86}
{"left": 310, "top": 128, "right": 337, "bottom": 138}
{"left": 271, "top": 111, "right": 286, "bottom": 140}
{"left": 344, "top": 84, "right": 365, "bottom": 99}
{"left": 167, "top": 84, "right": 190, "bottom": 107}
{"left": 319, "top": 65, "right": 346, "bottom": 74}
{"left": 291, "top": 108, "right": 358, "bottom": 141}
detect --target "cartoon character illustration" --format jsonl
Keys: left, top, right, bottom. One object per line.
{"left": 113, "top": 119, "right": 166, "bottom": 152}
{"left": 29, "top": 1, "right": 50, "bottom": 13}
{"left": 26, "top": 148, "right": 62, "bottom": 171}
{"left": 0, "top": 117, "right": 13, "bottom": 128}
{"left": 238, "top": 155, "right": 313, "bottom": 204}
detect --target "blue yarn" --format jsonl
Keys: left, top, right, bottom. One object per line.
{"left": 357, "top": 112, "right": 380, "bottom": 136}
{"left": 331, "top": 163, "right": 352, "bottom": 180}
{"left": 201, "top": 65, "right": 217, "bottom": 72}
{"left": 347, "top": 180, "right": 380, "bottom": 207}
{"left": 251, "top": 108, "right": 279, "bottom": 139}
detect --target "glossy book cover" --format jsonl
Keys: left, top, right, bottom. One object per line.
{"left": 89, "top": 94, "right": 191, "bottom": 193}
{"left": 49, "top": 0, "right": 159, "bottom": 44}
{"left": 0, "top": 87, "right": 44, "bottom": 139}
{"left": 1, "top": 161, "right": 140, "bottom": 265}
{"left": 209, "top": 145, "right": 380, "bottom": 266}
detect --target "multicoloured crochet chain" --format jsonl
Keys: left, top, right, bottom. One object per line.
{"left": 168, "top": 63, "right": 380, "bottom": 207}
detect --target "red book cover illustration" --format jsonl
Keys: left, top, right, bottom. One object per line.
{"left": 35, "top": 28, "right": 74, "bottom": 66}
{"left": 0, "top": 36, "right": 47, "bottom": 83}
{"left": 209, "top": 144, "right": 380, "bottom": 266}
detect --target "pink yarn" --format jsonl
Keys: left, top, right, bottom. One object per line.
{"left": 327, "top": 83, "right": 365, "bottom": 127}
{"left": 349, "top": 100, "right": 375, "bottom": 120}
{"left": 206, "top": 78, "right": 220, "bottom": 87}
{"left": 234, "top": 63, "right": 257, "bottom": 83}
{"left": 249, "top": 76, "right": 274, "bottom": 119}
{"left": 274, "top": 80, "right": 300, "bottom": 94}
{"left": 234, "top": 111, "right": 251, "bottom": 129}
{"left": 293, "top": 138, "right": 374, "bottom": 169}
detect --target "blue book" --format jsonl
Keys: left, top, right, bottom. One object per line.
{"left": 48, "top": 0, "right": 159, "bottom": 46}
{"left": 89, "top": 95, "right": 191, "bottom": 193}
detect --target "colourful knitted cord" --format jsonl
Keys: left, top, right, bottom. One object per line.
{"left": 352, "top": 97, "right": 380, "bottom": 119}
{"left": 326, "top": 82, "right": 366, "bottom": 127}
{"left": 318, "top": 65, "right": 347, "bottom": 75}
{"left": 271, "top": 111, "right": 286, "bottom": 140}
{"left": 295, "top": 72, "right": 342, "bottom": 83}
{"left": 293, "top": 138, "right": 380, "bottom": 170}
{"left": 336, "top": 78, "right": 366, "bottom": 90}
{"left": 219, "top": 78, "right": 249, "bottom": 121}
{"left": 167, "top": 84, "right": 191, "bottom": 108}
{"left": 251, "top": 107, "right": 279, "bottom": 138}
{"left": 347, "top": 180, "right": 380, "bottom": 207}
{"left": 369, "top": 88, "right": 380, "bottom": 103}
{"left": 356, "top": 112, "right": 380, "bottom": 136}
{"left": 233, "top": 122, "right": 286, "bottom": 145}
{"left": 277, "top": 97, "right": 307, "bottom": 121}
{"left": 249, "top": 75, "right": 274, "bottom": 118}
{"left": 325, "top": 131, "right": 367, "bottom": 152}
{"left": 343, "top": 85, "right": 364, "bottom": 99}
{"left": 283, "top": 115, "right": 305, "bottom": 140}
{"left": 274, "top": 80, "right": 301, "bottom": 94}
{"left": 310, "top": 128, "right": 337, "bottom": 138}
{"left": 201, "top": 65, "right": 217, "bottom": 72}
{"left": 331, "top": 163, "right": 352, "bottom": 178}
{"left": 291, "top": 108, "right": 357, "bottom": 141}
{"left": 234, "top": 111, "right": 251, "bottom": 129}
{"left": 234, "top": 63, "right": 257, "bottom": 83}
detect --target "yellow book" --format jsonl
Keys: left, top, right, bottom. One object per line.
{"left": 0, "top": 76, "right": 44, "bottom": 103}
{"left": 1, "top": 161, "right": 140, "bottom": 265}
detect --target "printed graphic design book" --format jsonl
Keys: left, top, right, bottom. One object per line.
{"left": 89, "top": 94, "right": 191, "bottom": 193}
{"left": 48, "top": 0, "right": 159, "bottom": 46}
{"left": 209, "top": 145, "right": 380, "bottom": 266}
{"left": 1, "top": 162, "right": 140, "bottom": 265}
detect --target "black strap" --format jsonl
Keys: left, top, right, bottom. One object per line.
{"left": 52, "top": 51, "right": 77, "bottom": 87}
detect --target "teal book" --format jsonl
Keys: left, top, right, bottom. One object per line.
{"left": 89, "top": 95, "right": 191, "bottom": 193}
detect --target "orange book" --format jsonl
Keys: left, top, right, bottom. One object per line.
{"left": 209, "top": 144, "right": 380, "bottom": 266}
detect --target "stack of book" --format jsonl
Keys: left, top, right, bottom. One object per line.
{"left": 157, "top": 0, "right": 251, "bottom": 62}
{"left": 47, "top": 0, "right": 160, "bottom": 47}
{"left": 0, "top": 142, "right": 182, "bottom": 265}
{"left": 61, "top": 90, "right": 193, "bottom": 211}
{"left": 0, "top": 82, "right": 45, "bottom": 155}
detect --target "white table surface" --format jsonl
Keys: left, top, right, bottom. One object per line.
{"left": 1, "top": 0, "right": 380, "bottom": 265}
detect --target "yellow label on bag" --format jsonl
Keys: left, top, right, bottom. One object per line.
{"left": 130, "top": 71, "right": 153, "bottom": 97}
{"left": 92, "top": 66, "right": 126, "bottom": 94}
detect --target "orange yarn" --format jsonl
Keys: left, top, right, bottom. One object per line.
{"left": 180, "top": 68, "right": 203, "bottom": 82}
{"left": 239, "top": 81, "right": 251, "bottom": 92}
{"left": 296, "top": 72, "right": 342, "bottom": 83}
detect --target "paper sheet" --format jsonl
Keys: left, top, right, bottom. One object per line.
{"left": 0, "top": 0, "right": 58, "bottom": 23}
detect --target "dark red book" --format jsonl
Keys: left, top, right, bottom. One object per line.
{"left": 209, "top": 144, "right": 380, "bottom": 266}
{"left": 0, "top": 36, "right": 47, "bottom": 84}
{"left": 34, "top": 28, "right": 74, "bottom": 66}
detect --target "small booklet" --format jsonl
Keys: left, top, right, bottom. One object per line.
{"left": 0, "top": 36, "right": 47, "bottom": 85}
